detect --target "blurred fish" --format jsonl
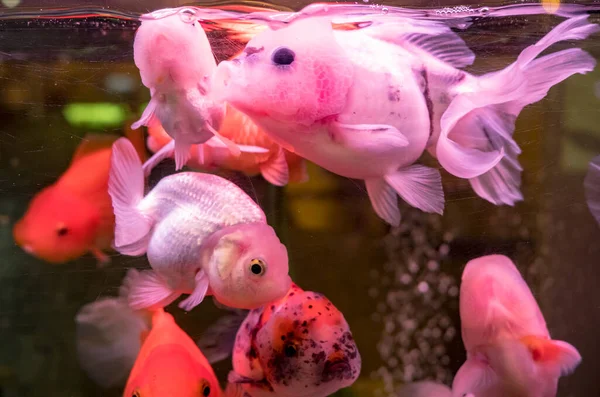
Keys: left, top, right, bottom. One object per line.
{"left": 214, "top": 13, "right": 598, "bottom": 226}
{"left": 109, "top": 138, "right": 291, "bottom": 312}
{"left": 453, "top": 255, "right": 581, "bottom": 397}
{"left": 584, "top": 155, "right": 600, "bottom": 226}
{"left": 145, "top": 104, "right": 308, "bottom": 186}
{"left": 13, "top": 132, "right": 145, "bottom": 265}
{"left": 132, "top": 7, "right": 238, "bottom": 170}
{"left": 75, "top": 295, "right": 222, "bottom": 396}
{"left": 202, "top": 283, "right": 361, "bottom": 397}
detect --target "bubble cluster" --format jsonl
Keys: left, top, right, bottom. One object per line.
{"left": 435, "top": 6, "right": 474, "bottom": 15}
{"left": 369, "top": 204, "right": 458, "bottom": 396}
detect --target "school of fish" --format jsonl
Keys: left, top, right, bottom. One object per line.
{"left": 11, "top": 2, "right": 600, "bottom": 396}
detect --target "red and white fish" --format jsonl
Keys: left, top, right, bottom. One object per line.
{"left": 200, "top": 283, "right": 361, "bottom": 397}
{"left": 453, "top": 255, "right": 581, "bottom": 397}
{"left": 108, "top": 138, "right": 291, "bottom": 312}
{"left": 145, "top": 104, "right": 308, "bottom": 186}
{"left": 75, "top": 294, "right": 222, "bottom": 396}
{"left": 214, "top": 11, "right": 598, "bottom": 226}
{"left": 13, "top": 133, "right": 145, "bottom": 265}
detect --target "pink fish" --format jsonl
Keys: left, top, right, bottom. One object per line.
{"left": 454, "top": 255, "right": 581, "bottom": 397}
{"left": 214, "top": 13, "right": 598, "bottom": 226}
{"left": 108, "top": 138, "right": 291, "bottom": 312}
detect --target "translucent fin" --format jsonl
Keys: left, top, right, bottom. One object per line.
{"left": 332, "top": 121, "right": 409, "bottom": 148}
{"left": 132, "top": 97, "right": 158, "bottom": 130}
{"left": 178, "top": 270, "right": 210, "bottom": 312}
{"left": 384, "top": 165, "right": 445, "bottom": 215}
{"left": 174, "top": 139, "right": 193, "bottom": 171}
{"left": 520, "top": 335, "right": 582, "bottom": 376}
{"left": 260, "top": 148, "right": 289, "bottom": 186}
{"left": 75, "top": 297, "right": 150, "bottom": 388}
{"left": 365, "top": 177, "right": 400, "bottom": 226}
{"left": 108, "top": 138, "right": 152, "bottom": 256}
{"left": 142, "top": 140, "right": 175, "bottom": 176}
{"left": 584, "top": 155, "right": 600, "bottom": 225}
{"left": 452, "top": 358, "right": 499, "bottom": 397}
{"left": 122, "top": 268, "right": 180, "bottom": 310}
{"left": 197, "top": 311, "right": 248, "bottom": 364}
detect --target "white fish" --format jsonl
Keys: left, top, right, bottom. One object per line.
{"left": 214, "top": 14, "right": 598, "bottom": 226}
{"left": 454, "top": 255, "right": 581, "bottom": 397}
{"left": 108, "top": 138, "right": 291, "bottom": 312}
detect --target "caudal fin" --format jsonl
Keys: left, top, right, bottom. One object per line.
{"left": 584, "top": 155, "right": 600, "bottom": 226}
{"left": 437, "top": 15, "right": 598, "bottom": 197}
{"left": 109, "top": 138, "right": 153, "bottom": 255}
{"left": 75, "top": 297, "right": 151, "bottom": 388}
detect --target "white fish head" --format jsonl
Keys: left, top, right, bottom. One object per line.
{"left": 207, "top": 223, "right": 291, "bottom": 309}
{"left": 213, "top": 17, "right": 354, "bottom": 127}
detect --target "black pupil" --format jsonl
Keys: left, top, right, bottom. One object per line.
{"left": 57, "top": 227, "right": 68, "bottom": 236}
{"left": 203, "top": 386, "right": 210, "bottom": 396}
{"left": 251, "top": 263, "right": 263, "bottom": 275}
{"left": 284, "top": 344, "right": 297, "bottom": 357}
{"left": 272, "top": 47, "right": 295, "bottom": 66}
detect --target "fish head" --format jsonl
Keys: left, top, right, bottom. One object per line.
{"left": 255, "top": 288, "right": 361, "bottom": 397}
{"left": 207, "top": 223, "right": 291, "bottom": 310}
{"left": 213, "top": 17, "right": 354, "bottom": 127}
{"left": 13, "top": 187, "right": 100, "bottom": 264}
{"left": 125, "top": 344, "right": 220, "bottom": 397}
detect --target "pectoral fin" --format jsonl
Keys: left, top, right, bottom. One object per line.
{"left": 331, "top": 121, "right": 409, "bottom": 150}
{"left": 178, "top": 269, "right": 210, "bottom": 312}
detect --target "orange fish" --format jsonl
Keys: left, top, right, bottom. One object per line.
{"left": 145, "top": 104, "right": 308, "bottom": 186}
{"left": 13, "top": 130, "right": 146, "bottom": 265}
{"left": 75, "top": 291, "right": 222, "bottom": 396}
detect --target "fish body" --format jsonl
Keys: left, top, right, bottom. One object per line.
{"left": 453, "top": 255, "right": 581, "bottom": 397}
{"left": 75, "top": 296, "right": 221, "bottom": 396}
{"left": 132, "top": 7, "right": 234, "bottom": 169}
{"left": 215, "top": 14, "right": 598, "bottom": 226}
{"left": 109, "top": 138, "right": 291, "bottom": 312}
{"left": 13, "top": 134, "right": 123, "bottom": 265}
{"left": 227, "top": 283, "right": 361, "bottom": 397}
{"left": 146, "top": 104, "right": 308, "bottom": 186}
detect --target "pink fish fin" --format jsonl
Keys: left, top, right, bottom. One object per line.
{"left": 174, "top": 139, "right": 192, "bottom": 171}
{"left": 123, "top": 268, "right": 180, "bottom": 310}
{"left": 331, "top": 121, "right": 409, "bottom": 148}
{"left": 142, "top": 140, "right": 175, "bottom": 176}
{"left": 224, "top": 382, "right": 249, "bottom": 397}
{"left": 362, "top": 19, "right": 475, "bottom": 67}
{"left": 547, "top": 340, "right": 582, "bottom": 376}
{"left": 260, "top": 148, "right": 289, "bottom": 186}
{"left": 197, "top": 310, "right": 248, "bottom": 364}
{"left": 520, "top": 336, "right": 582, "bottom": 376}
{"left": 74, "top": 296, "right": 150, "bottom": 388}
{"left": 384, "top": 165, "right": 445, "bottom": 215}
{"left": 207, "top": 123, "right": 242, "bottom": 157}
{"left": 204, "top": 137, "right": 270, "bottom": 154}
{"left": 365, "top": 178, "right": 400, "bottom": 226}
{"left": 91, "top": 247, "right": 111, "bottom": 268}
{"left": 131, "top": 97, "right": 158, "bottom": 130}
{"left": 467, "top": 107, "right": 524, "bottom": 206}
{"left": 584, "top": 155, "right": 600, "bottom": 225}
{"left": 452, "top": 357, "right": 499, "bottom": 397}
{"left": 108, "top": 138, "right": 153, "bottom": 256}
{"left": 178, "top": 269, "right": 210, "bottom": 312}
{"left": 398, "top": 381, "right": 452, "bottom": 397}
{"left": 228, "top": 371, "right": 260, "bottom": 385}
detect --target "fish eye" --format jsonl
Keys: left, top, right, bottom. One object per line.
{"left": 271, "top": 47, "right": 295, "bottom": 66}
{"left": 249, "top": 258, "right": 266, "bottom": 276}
{"left": 56, "top": 224, "right": 69, "bottom": 237}
{"left": 200, "top": 380, "right": 211, "bottom": 396}
{"left": 284, "top": 343, "right": 297, "bottom": 358}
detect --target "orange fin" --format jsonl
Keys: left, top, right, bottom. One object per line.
{"left": 520, "top": 335, "right": 581, "bottom": 375}
{"left": 71, "top": 134, "right": 118, "bottom": 164}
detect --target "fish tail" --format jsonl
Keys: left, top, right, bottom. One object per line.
{"left": 75, "top": 296, "right": 151, "bottom": 388}
{"left": 108, "top": 138, "right": 152, "bottom": 255}
{"left": 437, "top": 15, "right": 598, "bottom": 204}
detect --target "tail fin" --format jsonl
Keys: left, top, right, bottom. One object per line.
{"left": 75, "top": 297, "right": 151, "bottom": 388}
{"left": 584, "top": 155, "right": 600, "bottom": 226}
{"left": 108, "top": 138, "right": 153, "bottom": 255}
{"left": 437, "top": 15, "right": 598, "bottom": 200}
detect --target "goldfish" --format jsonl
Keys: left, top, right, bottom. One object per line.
{"left": 453, "top": 255, "right": 581, "bottom": 397}
{"left": 214, "top": 11, "right": 598, "bottom": 226}
{"left": 13, "top": 133, "right": 144, "bottom": 265}
{"left": 75, "top": 293, "right": 222, "bottom": 396}
{"left": 584, "top": 155, "right": 600, "bottom": 226}
{"left": 132, "top": 7, "right": 244, "bottom": 170}
{"left": 108, "top": 138, "right": 291, "bottom": 312}
{"left": 145, "top": 104, "right": 308, "bottom": 186}
{"left": 200, "top": 283, "right": 361, "bottom": 397}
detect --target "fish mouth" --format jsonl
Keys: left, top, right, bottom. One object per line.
{"left": 321, "top": 357, "right": 352, "bottom": 382}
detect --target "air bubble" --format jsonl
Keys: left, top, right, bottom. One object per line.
{"left": 382, "top": 7, "right": 389, "bottom": 14}
{"left": 480, "top": 6, "right": 490, "bottom": 14}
